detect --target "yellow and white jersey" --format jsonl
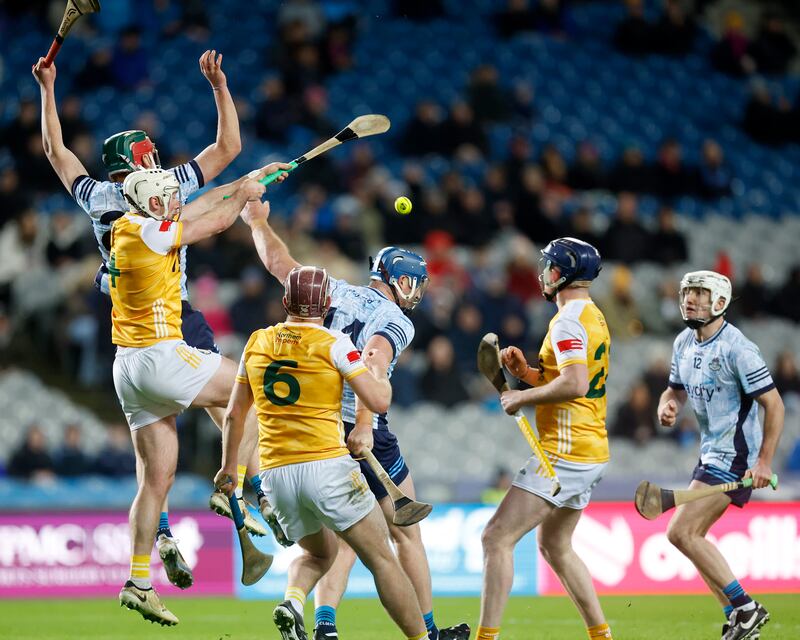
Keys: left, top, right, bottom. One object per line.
{"left": 109, "top": 214, "right": 183, "bottom": 348}
{"left": 535, "top": 298, "right": 611, "bottom": 463}
{"left": 237, "top": 322, "right": 369, "bottom": 470}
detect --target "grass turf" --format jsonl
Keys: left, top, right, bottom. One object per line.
{"left": 0, "top": 594, "right": 798, "bottom": 639}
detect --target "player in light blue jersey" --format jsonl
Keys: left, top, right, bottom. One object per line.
{"left": 33, "top": 52, "right": 283, "bottom": 587}
{"left": 241, "top": 200, "right": 470, "bottom": 640}
{"left": 656, "top": 270, "right": 784, "bottom": 640}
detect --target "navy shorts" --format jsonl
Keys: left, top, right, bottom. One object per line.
{"left": 344, "top": 422, "right": 409, "bottom": 501}
{"left": 692, "top": 463, "right": 751, "bottom": 508}
{"left": 181, "top": 301, "right": 219, "bottom": 354}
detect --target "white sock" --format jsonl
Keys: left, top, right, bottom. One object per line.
{"left": 234, "top": 487, "right": 244, "bottom": 499}
{"left": 130, "top": 577, "right": 151, "bottom": 590}
{"left": 285, "top": 586, "right": 306, "bottom": 616}
{"left": 736, "top": 601, "right": 757, "bottom": 612}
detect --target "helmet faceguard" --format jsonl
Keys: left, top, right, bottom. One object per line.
{"left": 679, "top": 270, "right": 731, "bottom": 329}
{"left": 102, "top": 130, "right": 161, "bottom": 177}
{"left": 123, "top": 169, "right": 182, "bottom": 221}
{"left": 538, "top": 237, "right": 602, "bottom": 302}
{"left": 283, "top": 266, "right": 331, "bottom": 319}
{"left": 369, "top": 246, "right": 429, "bottom": 313}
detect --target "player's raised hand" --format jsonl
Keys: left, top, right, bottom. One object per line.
{"left": 199, "top": 50, "right": 226, "bottom": 89}
{"left": 501, "top": 345, "right": 528, "bottom": 378}
{"left": 744, "top": 460, "right": 773, "bottom": 489}
{"left": 658, "top": 399, "right": 678, "bottom": 427}
{"left": 32, "top": 57, "right": 56, "bottom": 88}
{"left": 251, "top": 162, "right": 294, "bottom": 184}
{"left": 500, "top": 389, "right": 525, "bottom": 415}
{"left": 240, "top": 199, "right": 270, "bottom": 226}
{"left": 239, "top": 177, "right": 266, "bottom": 201}
{"left": 213, "top": 468, "right": 237, "bottom": 497}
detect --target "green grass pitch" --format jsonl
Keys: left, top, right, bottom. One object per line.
{"left": 0, "top": 594, "right": 798, "bottom": 639}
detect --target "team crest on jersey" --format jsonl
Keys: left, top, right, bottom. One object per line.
{"left": 709, "top": 357, "right": 722, "bottom": 371}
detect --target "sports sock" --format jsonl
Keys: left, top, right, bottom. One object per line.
{"left": 722, "top": 580, "right": 753, "bottom": 609}
{"left": 587, "top": 622, "right": 613, "bottom": 639}
{"left": 130, "top": 554, "right": 151, "bottom": 590}
{"left": 285, "top": 586, "right": 306, "bottom": 616}
{"left": 315, "top": 605, "right": 336, "bottom": 628}
{"left": 423, "top": 611, "right": 438, "bottom": 639}
{"left": 249, "top": 474, "right": 266, "bottom": 501}
{"left": 724, "top": 605, "right": 734, "bottom": 619}
{"left": 476, "top": 626, "right": 500, "bottom": 639}
{"left": 236, "top": 464, "right": 247, "bottom": 499}
{"left": 156, "top": 512, "right": 171, "bottom": 538}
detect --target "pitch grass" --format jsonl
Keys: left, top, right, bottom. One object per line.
{"left": 0, "top": 594, "right": 798, "bottom": 639}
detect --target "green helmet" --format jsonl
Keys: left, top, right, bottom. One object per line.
{"left": 101, "top": 130, "right": 160, "bottom": 176}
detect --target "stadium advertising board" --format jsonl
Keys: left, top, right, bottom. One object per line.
{"left": 0, "top": 511, "right": 233, "bottom": 597}
{"left": 538, "top": 502, "right": 800, "bottom": 595}
{"left": 236, "top": 504, "right": 538, "bottom": 598}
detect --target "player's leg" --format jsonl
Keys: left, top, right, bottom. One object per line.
{"left": 339, "top": 504, "right": 428, "bottom": 639}
{"left": 477, "top": 485, "right": 553, "bottom": 638}
{"left": 537, "top": 507, "right": 612, "bottom": 638}
{"left": 119, "top": 417, "right": 179, "bottom": 625}
{"left": 313, "top": 538, "right": 358, "bottom": 638}
{"left": 667, "top": 480, "right": 767, "bottom": 637}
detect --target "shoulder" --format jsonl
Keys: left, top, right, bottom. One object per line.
{"left": 721, "top": 323, "right": 762, "bottom": 358}
{"left": 672, "top": 327, "right": 693, "bottom": 351}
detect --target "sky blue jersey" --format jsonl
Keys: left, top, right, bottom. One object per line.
{"left": 668, "top": 321, "right": 774, "bottom": 474}
{"left": 323, "top": 277, "right": 415, "bottom": 429}
{"left": 71, "top": 161, "right": 204, "bottom": 300}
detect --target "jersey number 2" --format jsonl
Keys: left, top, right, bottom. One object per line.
{"left": 586, "top": 343, "right": 607, "bottom": 399}
{"left": 263, "top": 360, "right": 300, "bottom": 406}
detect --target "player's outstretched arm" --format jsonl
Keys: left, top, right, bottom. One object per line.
{"left": 214, "top": 379, "right": 254, "bottom": 496}
{"left": 181, "top": 178, "right": 265, "bottom": 245}
{"left": 349, "top": 350, "right": 392, "bottom": 415}
{"left": 748, "top": 388, "right": 784, "bottom": 488}
{"left": 240, "top": 199, "right": 301, "bottom": 283}
{"left": 656, "top": 387, "right": 687, "bottom": 427}
{"left": 192, "top": 50, "right": 241, "bottom": 183}
{"left": 32, "top": 58, "right": 89, "bottom": 194}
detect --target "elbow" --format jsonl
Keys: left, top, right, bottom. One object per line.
{"left": 574, "top": 378, "right": 590, "bottom": 397}
{"left": 373, "top": 396, "right": 391, "bottom": 415}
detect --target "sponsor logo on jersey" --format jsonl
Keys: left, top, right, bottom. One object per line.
{"left": 685, "top": 383, "right": 715, "bottom": 402}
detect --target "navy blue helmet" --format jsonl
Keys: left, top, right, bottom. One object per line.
{"left": 369, "top": 246, "right": 429, "bottom": 311}
{"left": 539, "top": 237, "right": 602, "bottom": 301}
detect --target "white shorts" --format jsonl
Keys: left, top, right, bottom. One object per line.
{"left": 260, "top": 455, "right": 376, "bottom": 542}
{"left": 513, "top": 455, "right": 607, "bottom": 510}
{"left": 113, "top": 339, "right": 222, "bottom": 430}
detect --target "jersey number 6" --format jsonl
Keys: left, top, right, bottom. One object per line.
{"left": 263, "top": 360, "right": 300, "bottom": 406}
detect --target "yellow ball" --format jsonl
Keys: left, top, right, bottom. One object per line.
{"left": 394, "top": 196, "right": 412, "bottom": 215}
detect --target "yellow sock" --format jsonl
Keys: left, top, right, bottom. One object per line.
{"left": 236, "top": 464, "right": 247, "bottom": 497}
{"left": 477, "top": 626, "right": 501, "bottom": 639}
{"left": 587, "top": 622, "right": 612, "bottom": 639}
{"left": 285, "top": 586, "right": 306, "bottom": 616}
{"left": 407, "top": 633, "right": 428, "bottom": 640}
{"left": 129, "top": 554, "right": 150, "bottom": 587}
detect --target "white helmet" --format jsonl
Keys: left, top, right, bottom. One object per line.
{"left": 123, "top": 169, "right": 181, "bottom": 221}
{"left": 679, "top": 270, "right": 732, "bottom": 329}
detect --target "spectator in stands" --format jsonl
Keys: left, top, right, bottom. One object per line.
{"left": 568, "top": 141, "right": 606, "bottom": 191}
{"left": 612, "top": 380, "right": 656, "bottom": 445}
{"left": 598, "top": 265, "right": 644, "bottom": 340}
{"left": 420, "top": 335, "right": 471, "bottom": 407}
{"left": 481, "top": 468, "right": 512, "bottom": 504}
{"left": 7, "top": 424, "right": 55, "bottom": 481}
{"left": 510, "top": 81, "right": 537, "bottom": 128}
{"left": 649, "top": 205, "right": 688, "bottom": 265}
{"left": 0, "top": 209, "right": 47, "bottom": 305}
{"left": 58, "top": 96, "right": 90, "bottom": 147}
{"left": 653, "top": 138, "right": 695, "bottom": 198}
{"left": 75, "top": 48, "right": 115, "bottom": 90}
{"left": 95, "top": 423, "right": 136, "bottom": 477}
{"left": 743, "top": 83, "right": 791, "bottom": 146}
{"left": 46, "top": 210, "right": 87, "bottom": 268}
{"left": 112, "top": 26, "right": 149, "bottom": 90}
{"left": 532, "top": 0, "right": 574, "bottom": 38}
{"left": 736, "top": 264, "right": 772, "bottom": 319}
{"left": 322, "top": 22, "right": 354, "bottom": 73}
{"left": 697, "top": 139, "right": 732, "bottom": 198}
{"left": 441, "top": 102, "right": 489, "bottom": 157}
{"left": 254, "top": 77, "right": 299, "bottom": 143}
{"left": 505, "top": 237, "right": 540, "bottom": 303}
{"left": 448, "top": 303, "right": 485, "bottom": 370}
{"left": 773, "top": 351, "right": 800, "bottom": 397}
{"left": 0, "top": 168, "right": 29, "bottom": 230}
{"left": 468, "top": 65, "right": 511, "bottom": 125}
{"left": 277, "top": 0, "right": 326, "bottom": 40}
{"left": 394, "top": 0, "right": 445, "bottom": 21}
{"left": 640, "top": 277, "right": 684, "bottom": 335}
{"left": 749, "top": 12, "right": 796, "bottom": 75}
{"left": 603, "top": 192, "right": 650, "bottom": 264}
{"left": 711, "top": 11, "right": 754, "bottom": 77}
{"left": 614, "top": 0, "right": 653, "bottom": 56}
{"left": 54, "top": 424, "right": 91, "bottom": 477}
{"left": 540, "top": 144, "right": 569, "bottom": 192}
{"left": 608, "top": 144, "right": 652, "bottom": 193}
{"left": 230, "top": 267, "right": 270, "bottom": 339}
{"left": 0, "top": 97, "right": 39, "bottom": 159}
{"left": 654, "top": 0, "right": 696, "bottom": 56}
{"left": 566, "top": 205, "right": 604, "bottom": 252}
{"left": 402, "top": 100, "right": 445, "bottom": 156}
{"left": 389, "top": 349, "right": 421, "bottom": 407}
{"left": 773, "top": 265, "right": 800, "bottom": 322}
{"left": 641, "top": 352, "right": 672, "bottom": 416}
{"left": 282, "top": 43, "right": 324, "bottom": 98}
{"left": 494, "top": 0, "right": 536, "bottom": 39}
{"left": 300, "top": 85, "right": 335, "bottom": 138}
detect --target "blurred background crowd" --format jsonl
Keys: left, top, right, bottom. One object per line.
{"left": 1, "top": 0, "right": 800, "bottom": 503}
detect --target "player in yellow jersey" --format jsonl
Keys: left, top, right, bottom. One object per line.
{"left": 215, "top": 266, "right": 430, "bottom": 640}
{"left": 475, "top": 238, "right": 614, "bottom": 640}
{"left": 112, "top": 166, "right": 290, "bottom": 626}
